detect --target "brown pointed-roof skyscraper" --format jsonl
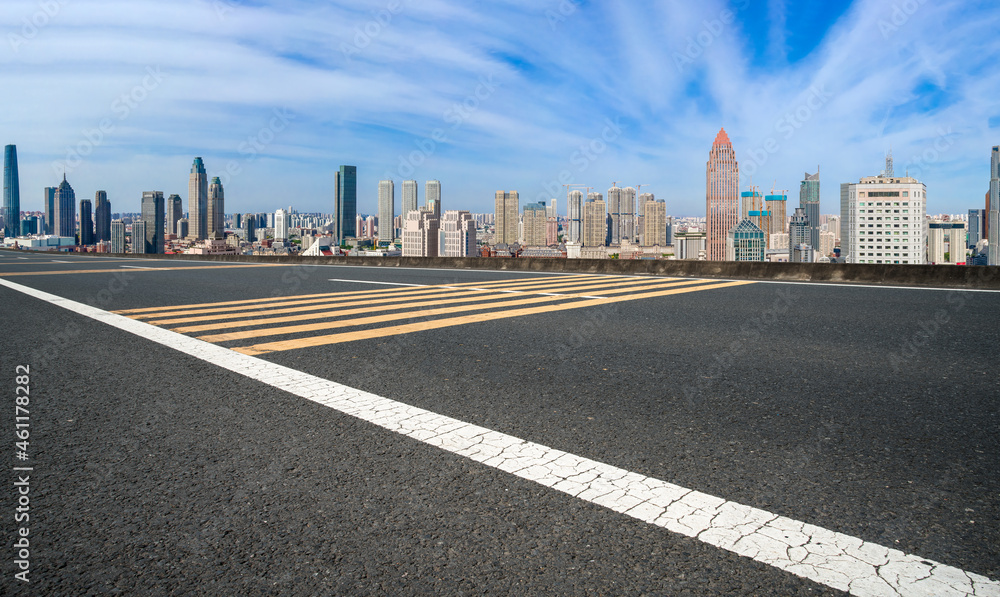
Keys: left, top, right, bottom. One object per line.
{"left": 706, "top": 128, "right": 740, "bottom": 261}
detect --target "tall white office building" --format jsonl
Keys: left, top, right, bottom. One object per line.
{"left": 379, "top": 180, "right": 396, "bottom": 240}
{"left": 274, "top": 208, "right": 289, "bottom": 241}
{"left": 840, "top": 159, "right": 927, "bottom": 264}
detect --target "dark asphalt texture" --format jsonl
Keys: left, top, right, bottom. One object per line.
{"left": 1, "top": 252, "right": 998, "bottom": 595}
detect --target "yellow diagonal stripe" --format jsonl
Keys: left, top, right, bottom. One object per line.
{"left": 151, "top": 276, "right": 693, "bottom": 327}
{"left": 191, "top": 279, "right": 715, "bottom": 341}
{"left": 120, "top": 275, "right": 602, "bottom": 318}
{"left": 232, "top": 281, "right": 755, "bottom": 355}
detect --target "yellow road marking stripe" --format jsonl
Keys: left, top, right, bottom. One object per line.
{"left": 190, "top": 279, "right": 716, "bottom": 340}
{"left": 149, "top": 276, "right": 695, "bottom": 326}
{"left": 232, "top": 281, "right": 755, "bottom": 355}
{"left": 118, "top": 275, "right": 601, "bottom": 316}
{"left": 0, "top": 264, "right": 292, "bottom": 277}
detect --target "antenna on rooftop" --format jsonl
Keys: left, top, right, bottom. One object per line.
{"left": 885, "top": 148, "right": 894, "bottom": 178}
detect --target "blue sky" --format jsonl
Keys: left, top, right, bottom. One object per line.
{"left": 2, "top": 0, "right": 998, "bottom": 217}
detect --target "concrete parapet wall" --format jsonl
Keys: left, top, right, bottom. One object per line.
{"left": 4, "top": 249, "right": 999, "bottom": 289}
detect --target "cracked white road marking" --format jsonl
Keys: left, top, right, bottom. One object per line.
{"left": 2, "top": 277, "right": 997, "bottom": 597}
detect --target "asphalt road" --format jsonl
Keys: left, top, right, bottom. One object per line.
{"left": 0, "top": 252, "right": 997, "bottom": 596}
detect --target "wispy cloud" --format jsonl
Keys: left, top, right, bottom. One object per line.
{"left": 1, "top": 0, "right": 997, "bottom": 216}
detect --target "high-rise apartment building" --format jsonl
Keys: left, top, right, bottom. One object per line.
{"left": 567, "top": 190, "right": 583, "bottom": 244}
{"left": 706, "top": 128, "right": 739, "bottom": 260}
{"left": 54, "top": 175, "right": 76, "bottom": 238}
{"left": 494, "top": 191, "right": 519, "bottom": 245}
{"left": 840, "top": 160, "right": 927, "bottom": 264}
{"left": 801, "top": 169, "right": 821, "bottom": 257}
{"left": 188, "top": 157, "right": 208, "bottom": 240}
{"left": 95, "top": 191, "right": 111, "bottom": 242}
{"left": 334, "top": 165, "right": 358, "bottom": 243}
{"left": 583, "top": 195, "right": 607, "bottom": 247}
{"left": 79, "top": 199, "right": 94, "bottom": 245}
{"left": 989, "top": 146, "right": 999, "bottom": 265}
{"left": 208, "top": 178, "right": 224, "bottom": 239}
{"left": 522, "top": 202, "right": 548, "bottom": 246}
{"left": 607, "top": 186, "right": 637, "bottom": 244}
{"left": 141, "top": 191, "right": 165, "bottom": 254}
{"left": 643, "top": 198, "right": 668, "bottom": 246}
{"left": 131, "top": 220, "right": 147, "bottom": 254}
{"left": 439, "top": 210, "right": 476, "bottom": 257}
{"left": 3, "top": 145, "right": 20, "bottom": 237}
{"left": 402, "top": 180, "right": 419, "bottom": 218}
{"left": 378, "top": 180, "right": 396, "bottom": 240}
{"left": 425, "top": 180, "right": 441, "bottom": 217}
{"left": 44, "top": 187, "right": 56, "bottom": 234}
{"left": 176, "top": 218, "right": 189, "bottom": 239}
{"left": 401, "top": 211, "right": 439, "bottom": 257}
{"left": 789, "top": 207, "right": 811, "bottom": 263}
{"left": 110, "top": 219, "right": 125, "bottom": 253}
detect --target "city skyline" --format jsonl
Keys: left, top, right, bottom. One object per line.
{"left": 2, "top": 1, "right": 998, "bottom": 217}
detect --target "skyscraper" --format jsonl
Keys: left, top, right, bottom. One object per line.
{"left": 989, "top": 146, "right": 999, "bottom": 265}
{"left": 766, "top": 192, "right": 788, "bottom": 236}
{"left": 439, "top": 210, "right": 476, "bottom": 257}
{"left": 583, "top": 195, "right": 607, "bottom": 247}
{"left": 494, "top": 191, "right": 519, "bottom": 245}
{"left": 789, "top": 207, "right": 811, "bottom": 263}
{"left": 800, "top": 169, "right": 821, "bottom": 260}
{"left": 79, "top": 199, "right": 94, "bottom": 245}
{"left": 334, "top": 165, "right": 357, "bottom": 244}
{"left": 522, "top": 202, "right": 547, "bottom": 246}
{"left": 44, "top": 187, "right": 56, "bottom": 234}
{"left": 275, "top": 209, "right": 289, "bottom": 241}
{"left": 208, "top": 177, "right": 224, "bottom": 239}
{"left": 425, "top": 180, "right": 441, "bottom": 217}
{"left": 643, "top": 198, "right": 668, "bottom": 246}
{"left": 378, "top": 180, "right": 396, "bottom": 241}
{"left": 968, "top": 209, "right": 984, "bottom": 249}
{"left": 95, "top": 191, "right": 111, "bottom": 242}
{"left": 131, "top": 220, "right": 147, "bottom": 254}
{"left": 141, "top": 191, "right": 165, "bottom": 254}
{"left": 402, "top": 180, "right": 419, "bottom": 218}
{"left": 3, "top": 145, "right": 20, "bottom": 237}
{"left": 607, "top": 186, "right": 636, "bottom": 244}
{"left": 706, "top": 128, "right": 739, "bottom": 260}
{"left": 167, "top": 194, "right": 182, "bottom": 238}
{"left": 567, "top": 190, "right": 583, "bottom": 244}
{"left": 188, "top": 157, "right": 208, "bottom": 240}
{"left": 111, "top": 219, "right": 125, "bottom": 253}
{"left": 54, "top": 174, "right": 76, "bottom": 238}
